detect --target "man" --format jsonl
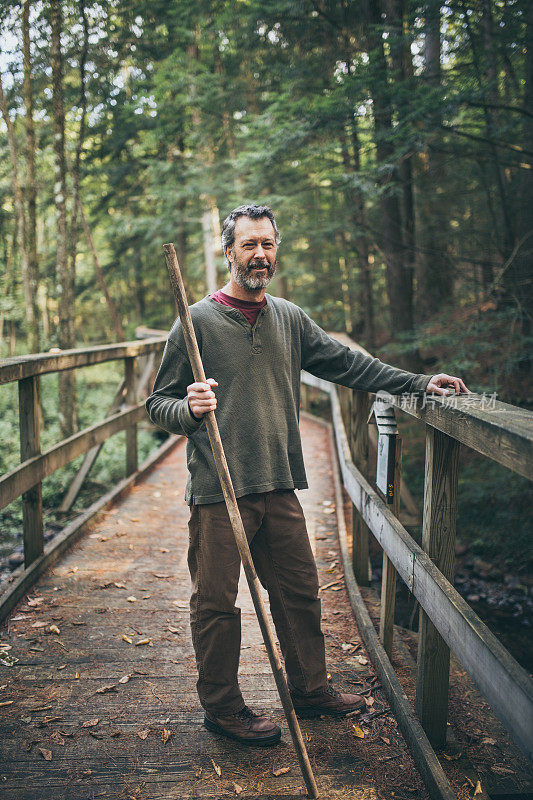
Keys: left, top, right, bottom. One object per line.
{"left": 145, "top": 204, "right": 470, "bottom": 746}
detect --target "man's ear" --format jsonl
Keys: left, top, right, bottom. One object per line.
{"left": 225, "top": 246, "right": 233, "bottom": 266}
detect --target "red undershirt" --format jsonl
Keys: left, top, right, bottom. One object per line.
{"left": 210, "top": 289, "right": 267, "bottom": 327}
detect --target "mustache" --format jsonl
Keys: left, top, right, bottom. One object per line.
{"left": 248, "top": 259, "right": 270, "bottom": 270}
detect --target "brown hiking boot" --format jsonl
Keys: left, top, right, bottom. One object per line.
{"left": 290, "top": 683, "right": 365, "bottom": 718}
{"left": 204, "top": 705, "right": 281, "bottom": 745}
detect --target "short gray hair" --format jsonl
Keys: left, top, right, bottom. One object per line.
{"left": 221, "top": 204, "right": 281, "bottom": 267}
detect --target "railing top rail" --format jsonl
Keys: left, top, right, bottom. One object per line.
{"left": 325, "top": 332, "right": 533, "bottom": 481}
{"left": 0, "top": 337, "right": 166, "bottom": 386}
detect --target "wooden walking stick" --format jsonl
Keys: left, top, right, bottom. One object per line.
{"left": 163, "top": 243, "right": 319, "bottom": 799}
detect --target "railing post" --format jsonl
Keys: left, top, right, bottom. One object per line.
{"left": 379, "top": 436, "right": 402, "bottom": 658}
{"left": 19, "top": 376, "right": 43, "bottom": 567}
{"left": 301, "top": 382, "right": 309, "bottom": 414}
{"left": 350, "top": 390, "right": 370, "bottom": 586}
{"left": 125, "top": 356, "right": 138, "bottom": 476}
{"left": 416, "top": 425, "right": 460, "bottom": 748}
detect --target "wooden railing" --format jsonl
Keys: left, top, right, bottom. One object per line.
{"left": 300, "top": 335, "right": 533, "bottom": 766}
{"left": 0, "top": 337, "right": 166, "bottom": 574}
{"left": 1, "top": 329, "right": 531, "bottom": 775}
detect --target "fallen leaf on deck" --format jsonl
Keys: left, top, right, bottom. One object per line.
{"left": 130, "top": 518, "right": 140, "bottom": 522}
{"left": 57, "top": 664, "right": 66, "bottom": 670}
{"left": 50, "top": 731, "right": 65, "bottom": 745}
{"left": 137, "top": 728, "right": 150, "bottom": 739}
{"left": 96, "top": 683, "right": 117, "bottom": 694}
{"left": 159, "top": 547, "right": 169, "bottom": 553}
{"left": 119, "top": 675, "right": 130, "bottom": 684}
{"left": 168, "top": 626, "right": 180, "bottom": 634}
{"left": 69, "top": 567, "right": 79, "bottom": 573}
{"left": 491, "top": 766, "right": 515, "bottom": 775}
{"left": 72, "top": 621, "right": 86, "bottom": 626}
{"left": 365, "top": 696, "right": 375, "bottom": 707}
{"left": 127, "top": 596, "right": 137, "bottom": 603}
{"left": 352, "top": 725, "right": 365, "bottom": 738}
{"left": 135, "top": 638, "right": 152, "bottom": 646}
{"left": 356, "top": 655, "right": 369, "bottom": 665}
{"left": 49, "top": 625, "right": 60, "bottom": 634}
{"left": 0, "top": 700, "right": 14, "bottom": 707}
{"left": 31, "top": 621, "right": 47, "bottom": 628}
{"left": 39, "top": 747, "right": 52, "bottom": 760}
{"left": 162, "top": 728, "right": 173, "bottom": 744}
{"left": 273, "top": 767, "right": 291, "bottom": 777}
{"left": 380, "top": 736, "right": 390, "bottom": 745}
{"left": 211, "top": 758, "right": 221, "bottom": 776}
{"left": 481, "top": 737, "right": 496, "bottom": 746}
{"left": 442, "top": 751, "right": 462, "bottom": 761}
{"left": 114, "top": 582, "right": 127, "bottom": 589}
{"left": 82, "top": 718, "right": 99, "bottom": 728}
{"left": 474, "top": 781, "right": 483, "bottom": 795}
{"left": 27, "top": 597, "right": 44, "bottom": 607}
{"left": 0, "top": 653, "right": 18, "bottom": 666}
{"left": 122, "top": 635, "right": 133, "bottom": 644}
{"left": 341, "top": 643, "right": 354, "bottom": 651}
{"left": 153, "top": 574, "right": 171, "bottom": 579}
{"left": 318, "top": 579, "right": 343, "bottom": 591}
{"left": 195, "top": 767, "right": 203, "bottom": 778}
{"left": 59, "top": 730, "right": 74, "bottom": 737}
{"left": 233, "top": 782, "right": 243, "bottom": 795}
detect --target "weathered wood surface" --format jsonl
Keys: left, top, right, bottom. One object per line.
{"left": 379, "top": 436, "right": 402, "bottom": 659}
{"left": 0, "top": 418, "right": 434, "bottom": 800}
{"left": 416, "top": 427, "right": 459, "bottom": 748}
{"left": 350, "top": 390, "right": 370, "bottom": 587}
{"left": 321, "top": 377, "right": 533, "bottom": 764}
{"left": 19, "top": 375, "right": 43, "bottom": 567}
{"left": 388, "top": 393, "right": 533, "bottom": 482}
{"left": 0, "top": 338, "right": 165, "bottom": 385}
{"left": 0, "top": 402, "right": 146, "bottom": 510}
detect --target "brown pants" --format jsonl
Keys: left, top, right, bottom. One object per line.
{"left": 187, "top": 489, "right": 328, "bottom": 714}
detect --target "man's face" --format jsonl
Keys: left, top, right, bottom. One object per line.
{"left": 226, "top": 216, "right": 278, "bottom": 290}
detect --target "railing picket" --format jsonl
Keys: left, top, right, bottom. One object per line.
{"left": 416, "top": 425, "right": 460, "bottom": 748}
{"left": 125, "top": 356, "right": 138, "bottom": 476}
{"left": 350, "top": 389, "right": 370, "bottom": 586}
{"left": 18, "top": 376, "right": 43, "bottom": 567}
{"left": 379, "top": 436, "right": 402, "bottom": 658}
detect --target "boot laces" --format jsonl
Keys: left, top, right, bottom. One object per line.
{"left": 235, "top": 705, "right": 257, "bottom": 721}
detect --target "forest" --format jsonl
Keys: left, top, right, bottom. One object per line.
{"left": 0, "top": 1, "right": 531, "bottom": 656}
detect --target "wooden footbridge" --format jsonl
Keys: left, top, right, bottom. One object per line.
{"left": 0, "top": 334, "right": 532, "bottom": 800}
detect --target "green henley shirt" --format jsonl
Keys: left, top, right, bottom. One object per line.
{"left": 145, "top": 294, "right": 432, "bottom": 505}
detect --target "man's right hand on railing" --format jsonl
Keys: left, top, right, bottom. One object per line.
{"left": 187, "top": 379, "right": 218, "bottom": 419}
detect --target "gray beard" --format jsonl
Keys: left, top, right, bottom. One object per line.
{"left": 232, "top": 258, "right": 277, "bottom": 291}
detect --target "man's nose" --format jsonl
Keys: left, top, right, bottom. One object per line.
{"left": 254, "top": 244, "right": 266, "bottom": 259}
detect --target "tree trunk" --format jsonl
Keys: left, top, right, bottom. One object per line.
{"left": 416, "top": 0, "right": 453, "bottom": 319}
{"left": 67, "top": 0, "right": 88, "bottom": 320}
{"left": 0, "top": 73, "right": 32, "bottom": 353}
{"left": 51, "top": 0, "right": 77, "bottom": 437}
{"left": 364, "top": 0, "right": 414, "bottom": 342}
{"left": 78, "top": 199, "right": 125, "bottom": 341}
{"left": 340, "top": 124, "right": 375, "bottom": 348}
{"left": 22, "top": 0, "right": 40, "bottom": 353}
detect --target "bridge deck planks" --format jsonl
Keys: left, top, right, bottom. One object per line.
{"left": 0, "top": 418, "right": 429, "bottom": 800}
